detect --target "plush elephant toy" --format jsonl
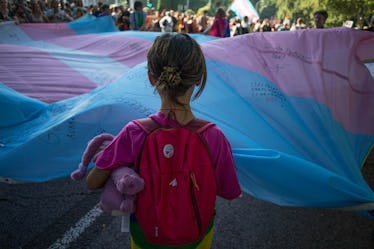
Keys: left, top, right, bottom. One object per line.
{"left": 71, "top": 133, "right": 144, "bottom": 215}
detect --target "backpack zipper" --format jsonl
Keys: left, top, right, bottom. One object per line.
{"left": 190, "top": 172, "right": 202, "bottom": 235}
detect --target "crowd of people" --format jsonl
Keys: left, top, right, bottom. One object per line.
{"left": 1, "top": 0, "right": 373, "bottom": 36}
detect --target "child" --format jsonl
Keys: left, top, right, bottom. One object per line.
{"left": 86, "top": 33, "right": 241, "bottom": 249}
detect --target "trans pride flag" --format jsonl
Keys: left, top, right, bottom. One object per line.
{"left": 230, "top": 0, "right": 259, "bottom": 21}
{"left": 0, "top": 15, "right": 374, "bottom": 216}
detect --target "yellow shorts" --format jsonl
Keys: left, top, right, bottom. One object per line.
{"left": 130, "top": 226, "right": 214, "bottom": 249}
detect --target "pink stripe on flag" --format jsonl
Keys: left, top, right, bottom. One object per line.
{"left": 203, "top": 28, "right": 374, "bottom": 134}
{"left": 50, "top": 34, "right": 151, "bottom": 68}
{"left": 0, "top": 44, "right": 95, "bottom": 103}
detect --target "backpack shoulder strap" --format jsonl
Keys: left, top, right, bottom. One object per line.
{"left": 134, "top": 117, "right": 214, "bottom": 134}
{"left": 133, "top": 118, "right": 161, "bottom": 134}
{"left": 185, "top": 119, "right": 215, "bottom": 134}
{"left": 186, "top": 119, "right": 216, "bottom": 169}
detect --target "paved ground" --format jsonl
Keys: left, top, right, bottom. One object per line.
{"left": 1, "top": 149, "right": 373, "bottom": 249}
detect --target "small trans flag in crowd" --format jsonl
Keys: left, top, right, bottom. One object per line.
{"left": 230, "top": 0, "right": 259, "bottom": 21}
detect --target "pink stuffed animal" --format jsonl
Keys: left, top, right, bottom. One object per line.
{"left": 71, "top": 133, "right": 114, "bottom": 180}
{"left": 99, "top": 167, "right": 144, "bottom": 214}
{"left": 71, "top": 133, "right": 144, "bottom": 214}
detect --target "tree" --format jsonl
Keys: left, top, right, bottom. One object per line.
{"left": 325, "top": 0, "right": 374, "bottom": 27}
{"left": 270, "top": 0, "right": 321, "bottom": 25}
{"left": 156, "top": 0, "right": 171, "bottom": 10}
{"left": 251, "top": 0, "right": 277, "bottom": 20}
{"left": 251, "top": 0, "right": 373, "bottom": 28}
{"left": 155, "top": 0, "right": 209, "bottom": 12}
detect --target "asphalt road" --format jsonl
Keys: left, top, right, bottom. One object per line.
{"left": 1, "top": 150, "right": 373, "bottom": 249}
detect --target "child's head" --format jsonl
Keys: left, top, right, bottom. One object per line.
{"left": 147, "top": 33, "right": 207, "bottom": 106}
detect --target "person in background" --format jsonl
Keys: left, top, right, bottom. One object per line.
{"left": 92, "top": 1, "right": 103, "bottom": 16}
{"left": 197, "top": 10, "right": 209, "bottom": 33}
{"left": 290, "top": 17, "right": 306, "bottom": 31}
{"left": 150, "top": 9, "right": 161, "bottom": 32}
{"left": 313, "top": 10, "right": 328, "bottom": 29}
{"left": 363, "top": 14, "right": 374, "bottom": 32}
{"left": 112, "top": 6, "right": 119, "bottom": 19}
{"left": 177, "top": 11, "right": 186, "bottom": 32}
{"left": 96, "top": 4, "right": 110, "bottom": 17}
{"left": 295, "top": 17, "right": 306, "bottom": 29}
{"left": 204, "top": 7, "right": 229, "bottom": 38}
{"left": 252, "top": 18, "right": 261, "bottom": 32}
{"left": 71, "top": 0, "right": 86, "bottom": 16}
{"left": 232, "top": 16, "right": 242, "bottom": 36}
{"left": 184, "top": 12, "right": 198, "bottom": 33}
{"left": 63, "top": 2, "right": 73, "bottom": 17}
{"left": 87, "top": 4, "right": 94, "bottom": 15}
{"left": 30, "top": 0, "right": 49, "bottom": 22}
{"left": 260, "top": 18, "right": 271, "bottom": 32}
{"left": 130, "top": 0, "right": 147, "bottom": 30}
{"left": 13, "top": 2, "right": 32, "bottom": 24}
{"left": 159, "top": 10, "right": 174, "bottom": 32}
{"left": 46, "top": 0, "right": 73, "bottom": 23}
{"left": 169, "top": 9, "right": 178, "bottom": 32}
{"left": 73, "top": 6, "right": 85, "bottom": 19}
{"left": 0, "top": 0, "right": 14, "bottom": 22}
{"left": 117, "top": 9, "right": 130, "bottom": 31}
{"left": 240, "top": 16, "right": 250, "bottom": 34}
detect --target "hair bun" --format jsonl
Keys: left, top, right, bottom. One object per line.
{"left": 158, "top": 66, "right": 182, "bottom": 87}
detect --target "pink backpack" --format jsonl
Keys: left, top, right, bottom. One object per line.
{"left": 133, "top": 118, "right": 217, "bottom": 246}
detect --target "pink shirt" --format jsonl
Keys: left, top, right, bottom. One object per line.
{"left": 96, "top": 112, "right": 241, "bottom": 200}
{"left": 209, "top": 17, "right": 227, "bottom": 37}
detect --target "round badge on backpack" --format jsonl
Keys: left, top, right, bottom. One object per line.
{"left": 163, "top": 144, "right": 174, "bottom": 158}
